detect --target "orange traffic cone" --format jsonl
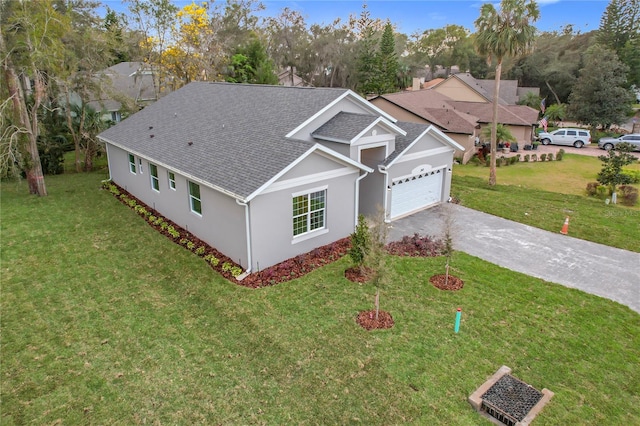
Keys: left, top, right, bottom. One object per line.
{"left": 560, "top": 217, "right": 569, "bottom": 235}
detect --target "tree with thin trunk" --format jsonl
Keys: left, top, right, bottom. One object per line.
{"left": 474, "top": 0, "right": 539, "bottom": 186}
{"left": 1, "top": 0, "right": 70, "bottom": 195}
{"left": 363, "top": 210, "right": 390, "bottom": 321}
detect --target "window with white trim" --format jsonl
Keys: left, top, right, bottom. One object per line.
{"left": 293, "top": 189, "right": 326, "bottom": 236}
{"left": 149, "top": 163, "right": 159, "bottom": 191}
{"left": 128, "top": 153, "right": 136, "bottom": 173}
{"left": 138, "top": 158, "right": 143, "bottom": 173}
{"left": 188, "top": 181, "right": 202, "bottom": 215}
{"left": 168, "top": 171, "right": 176, "bottom": 190}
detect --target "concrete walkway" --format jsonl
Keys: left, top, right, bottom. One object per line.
{"left": 387, "top": 204, "right": 640, "bottom": 313}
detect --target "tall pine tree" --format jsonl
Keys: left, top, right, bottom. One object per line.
{"left": 376, "top": 22, "right": 399, "bottom": 94}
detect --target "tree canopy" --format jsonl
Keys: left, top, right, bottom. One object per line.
{"left": 2, "top": 0, "right": 639, "bottom": 195}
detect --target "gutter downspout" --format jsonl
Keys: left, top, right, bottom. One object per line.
{"left": 235, "top": 199, "right": 252, "bottom": 278}
{"left": 354, "top": 171, "right": 369, "bottom": 226}
{"left": 378, "top": 165, "right": 391, "bottom": 223}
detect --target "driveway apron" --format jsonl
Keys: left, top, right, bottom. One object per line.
{"left": 387, "top": 204, "right": 640, "bottom": 313}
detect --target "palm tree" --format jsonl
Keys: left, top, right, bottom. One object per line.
{"left": 474, "top": 0, "right": 539, "bottom": 185}
{"left": 482, "top": 123, "right": 516, "bottom": 147}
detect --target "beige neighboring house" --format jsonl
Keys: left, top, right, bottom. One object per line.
{"left": 429, "top": 73, "right": 540, "bottom": 146}
{"left": 431, "top": 72, "right": 540, "bottom": 105}
{"left": 448, "top": 101, "right": 539, "bottom": 147}
{"left": 370, "top": 90, "right": 479, "bottom": 164}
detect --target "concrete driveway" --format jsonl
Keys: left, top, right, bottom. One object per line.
{"left": 387, "top": 204, "right": 640, "bottom": 313}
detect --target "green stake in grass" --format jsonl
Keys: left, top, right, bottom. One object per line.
{"left": 454, "top": 308, "right": 462, "bottom": 333}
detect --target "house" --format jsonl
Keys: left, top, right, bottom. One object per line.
{"left": 431, "top": 73, "right": 540, "bottom": 105}
{"left": 370, "top": 90, "right": 480, "bottom": 164}
{"left": 278, "top": 67, "right": 310, "bottom": 87}
{"left": 371, "top": 76, "right": 540, "bottom": 157}
{"left": 98, "top": 82, "right": 463, "bottom": 273}
{"left": 88, "top": 62, "right": 158, "bottom": 122}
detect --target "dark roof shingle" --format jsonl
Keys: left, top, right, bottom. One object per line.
{"left": 99, "top": 82, "right": 349, "bottom": 199}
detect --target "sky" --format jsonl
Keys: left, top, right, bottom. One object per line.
{"left": 100, "top": 0, "right": 609, "bottom": 35}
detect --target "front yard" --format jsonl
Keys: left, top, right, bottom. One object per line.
{"left": 1, "top": 171, "right": 639, "bottom": 424}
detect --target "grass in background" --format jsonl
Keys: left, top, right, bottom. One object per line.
{"left": 2, "top": 172, "right": 639, "bottom": 424}
{"left": 454, "top": 154, "right": 640, "bottom": 197}
{"left": 452, "top": 154, "right": 640, "bottom": 252}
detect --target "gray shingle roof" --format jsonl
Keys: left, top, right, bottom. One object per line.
{"left": 311, "top": 112, "right": 380, "bottom": 143}
{"left": 98, "top": 82, "right": 350, "bottom": 199}
{"left": 383, "top": 121, "right": 432, "bottom": 165}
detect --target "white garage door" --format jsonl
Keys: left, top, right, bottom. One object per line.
{"left": 390, "top": 169, "right": 444, "bottom": 219}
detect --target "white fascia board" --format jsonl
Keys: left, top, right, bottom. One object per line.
{"left": 245, "top": 143, "right": 373, "bottom": 202}
{"left": 286, "top": 90, "right": 400, "bottom": 139}
{"left": 98, "top": 136, "right": 245, "bottom": 201}
{"left": 311, "top": 134, "right": 351, "bottom": 144}
{"left": 352, "top": 117, "right": 407, "bottom": 143}
{"left": 426, "top": 125, "right": 466, "bottom": 151}
{"left": 385, "top": 125, "right": 464, "bottom": 168}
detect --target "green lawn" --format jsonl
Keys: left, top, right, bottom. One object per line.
{"left": 452, "top": 154, "right": 640, "bottom": 252}
{"left": 454, "top": 153, "right": 640, "bottom": 197}
{"left": 2, "top": 172, "right": 639, "bottom": 424}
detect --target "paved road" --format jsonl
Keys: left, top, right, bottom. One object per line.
{"left": 388, "top": 204, "right": 640, "bottom": 313}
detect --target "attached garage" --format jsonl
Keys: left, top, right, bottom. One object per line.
{"left": 390, "top": 168, "right": 444, "bottom": 219}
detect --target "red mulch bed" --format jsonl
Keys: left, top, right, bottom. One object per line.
{"left": 344, "top": 266, "right": 369, "bottom": 283}
{"left": 104, "top": 182, "right": 456, "bottom": 295}
{"left": 103, "top": 182, "right": 350, "bottom": 288}
{"left": 356, "top": 310, "right": 394, "bottom": 330}
{"left": 429, "top": 274, "right": 464, "bottom": 291}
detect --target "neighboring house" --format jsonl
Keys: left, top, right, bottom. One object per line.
{"left": 98, "top": 82, "right": 463, "bottom": 273}
{"left": 278, "top": 67, "right": 310, "bottom": 87}
{"left": 448, "top": 101, "right": 539, "bottom": 146}
{"left": 370, "top": 90, "right": 479, "bottom": 164}
{"left": 432, "top": 73, "right": 540, "bottom": 105}
{"left": 88, "top": 62, "right": 158, "bottom": 122}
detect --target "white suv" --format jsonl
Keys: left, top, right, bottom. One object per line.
{"left": 538, "top": 128, "right": 591, "bottom": 148}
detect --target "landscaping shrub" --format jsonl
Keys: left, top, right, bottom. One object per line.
{"left": 547, "top": 153, "right": 554, "bottom": 161}
{"left": 586, "top": 182, "right": 599, "bottom": 197}
{"left": 349, "top": 214, "right": 370, "bottom": 267}
{"left": 622, "top": 169, "right": 640, "bottom": 184}
{"left": 531, "top": 154, "right": 538, "bottom": 162}
{"left": 557, "top": 149, "right": 565, "bottom": 161}
{"left": 524, "top": 154, "right": 530, "bottom": 162}
{"left": 618, "top": 185, "right": 639, "bottom": 206}
{"left": 540, "top": 153, "right": 547, "bottom": 162}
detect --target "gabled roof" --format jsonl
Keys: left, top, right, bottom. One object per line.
{"left": 384, "top": 122, "right": 464, "bottom": 166}
{"left": 98, "top": 82, "right": 366, "bottom": 200}
{"left": 311, "top": 112, "right": 405, "bottom": 144}
{"left": 434, "top": 73, "right": 540, "bottom": 105}
{"left": 372, "top": 90, "right": 478, "bottom": 135}
{"left": 89, "top": 62, "right": 157, "bottom": 112}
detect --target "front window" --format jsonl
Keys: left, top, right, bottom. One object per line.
{"left": 138, "top": 158, "right": 143, "bottom": 173}
{"left": 293, "top": 189, "right": 326, "bottom": 236}
{"left": 189, "top": 181, "right": 202, "bottom": 215}
{"left": 149, "top": 163, "right": 159, "bottom": 191}
{"left": 128, "top": 154, "right": 136, "bottom": 173}
{"left": 168, "top": 171, "right": 176, "bottom": 190}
